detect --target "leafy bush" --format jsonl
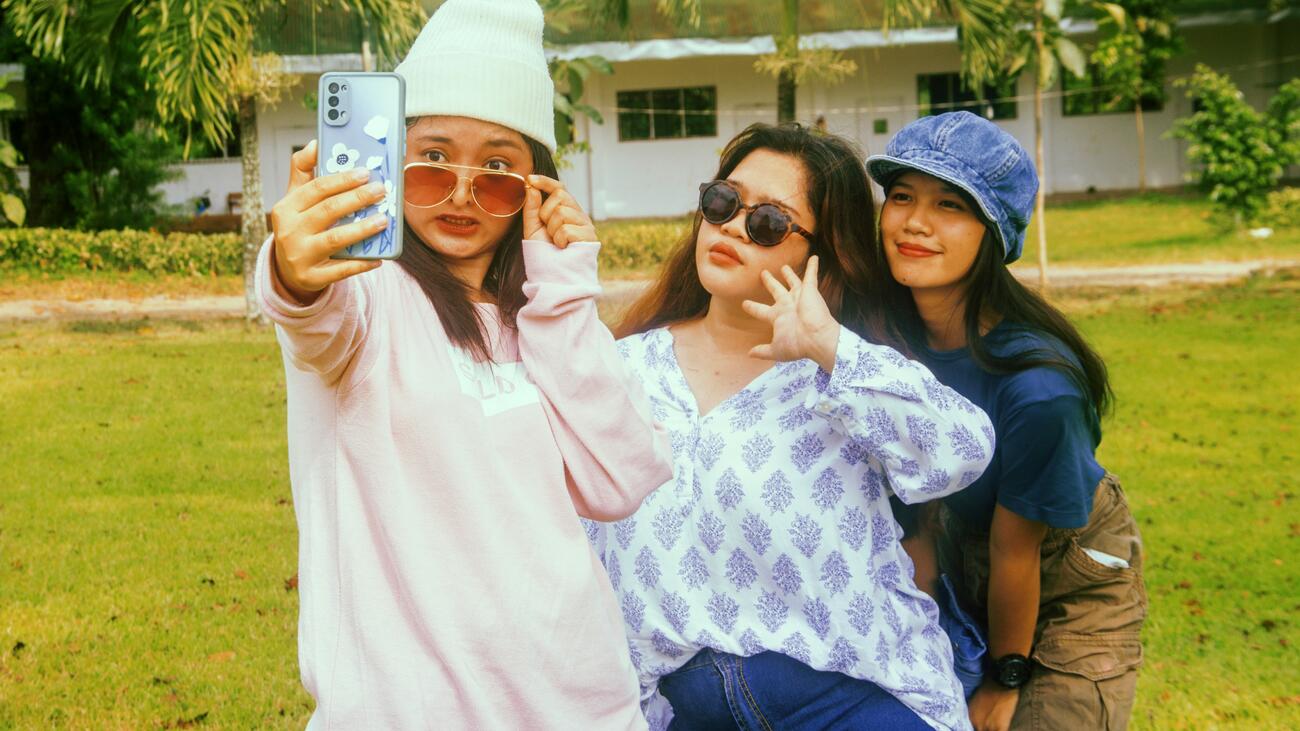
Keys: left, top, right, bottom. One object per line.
{"left": 0, "top": 228, "right": 240, "bottom": 275}
{"left": 1171, "top": 65, "right": 1300, "bottom": 225}
{"left": 14, "top": 34, "right": 181, "bottom": 230}
{"left": 1260, "top": 187, "right": 1300, "bottom": 230}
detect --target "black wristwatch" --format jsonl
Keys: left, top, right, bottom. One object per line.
{"left": 992, "top": 653, "right": 1032, "bottom": 689}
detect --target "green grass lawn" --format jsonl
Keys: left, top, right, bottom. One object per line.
{"left": 1, "top": 272, "right": 1298, "bottom": 729}
{"left": 1014, "top": 193, "right": 1300, "bottom": 269}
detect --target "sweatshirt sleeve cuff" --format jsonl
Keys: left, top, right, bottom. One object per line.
{"left": 521, "top": 239, "right": 601, "bottom": 294}
{"left": 255, "top": 236, "right": 340, "bottom": 320}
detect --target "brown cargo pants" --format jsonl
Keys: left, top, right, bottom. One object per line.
{"left": 940, "top": 474, "right": 1148, "bottom": 730}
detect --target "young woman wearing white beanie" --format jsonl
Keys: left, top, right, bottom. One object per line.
{"left": 256, "top": 0, "right": 672, "bottom": 727}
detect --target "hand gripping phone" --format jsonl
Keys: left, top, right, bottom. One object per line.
{"left": 318, "top": 72, "right": 405, "bottom": 259}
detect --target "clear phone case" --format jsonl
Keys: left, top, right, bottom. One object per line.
{"left": 318, "top": 72, "right": 405, "bottom": 259}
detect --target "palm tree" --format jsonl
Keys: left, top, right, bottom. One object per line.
{"left": 1004, "top": 1, "right": 1124, "bottom": 290}
{"left": 752, "top": 0, "right": 857, "bottom": 123}
{"left": 4, "top": 0, "right": 425, "bottom": 320}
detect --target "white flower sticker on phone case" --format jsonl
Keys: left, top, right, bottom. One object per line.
{"left": 325, "top": 142, "right": 359, "bottom": 173}
{"left": 366, "top": 155, "right": 384, "bottom": 170}
{"left": 377, "top": 180, "right": 396, "bottom": 217}
{"left": 364, "top": 115, "right": 390, "bottom": 142}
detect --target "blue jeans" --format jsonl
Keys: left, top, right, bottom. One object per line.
{"left": 935, "top": 573, "right": 987, "bottom": 699}
{"left": 657, "top": 648, "right": 931, "bottom": 731}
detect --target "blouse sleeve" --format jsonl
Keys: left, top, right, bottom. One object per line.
{"left": 802, "top": 326, "right": 995, "bottom": 504}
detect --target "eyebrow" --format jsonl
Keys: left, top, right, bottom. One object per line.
{"left": 409, "top": 134, "right": 525, "bottom": 152}
{"left": 727, "top": 178, "right": 802, "bottom": 216}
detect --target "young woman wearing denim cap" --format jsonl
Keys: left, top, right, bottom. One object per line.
{"left": 588, "top": 123, "right": 996, "bottom": 730}
{"left": 257, "top": 0, "right": 672, "bottom": 726}
{"left": 863, "top": 111, "right": 1147, "bottom": 731}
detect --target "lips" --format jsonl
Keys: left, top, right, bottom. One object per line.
{"left": 436, "top": 214, "right": 480, "bottom": 235}
{"left": 895, "top": 241, "right": 940, "bottom": 258}
{"left": 707, "top": 242, "right": 743, "bottom": 266}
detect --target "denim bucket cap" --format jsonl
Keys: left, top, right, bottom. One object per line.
{"left": 867, "top": 111, "right": 1039, "bottom": 263}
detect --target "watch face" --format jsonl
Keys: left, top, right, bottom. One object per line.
{"left": 997, "top": 656, "right": 1031, "bottom": 688}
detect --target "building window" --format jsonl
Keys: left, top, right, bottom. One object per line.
{"left": 1062, "top": 67, "right": 1163, "bottom": 116}
{"left": 617, "top": 86, "right": 717, "bottom": 141}
{"left": 916, "top": 73, "right": 1017, "bottom": 120}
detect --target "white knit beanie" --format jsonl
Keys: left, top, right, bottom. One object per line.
{"left": 395, "top": 0, "right": 557, "bottom": 152}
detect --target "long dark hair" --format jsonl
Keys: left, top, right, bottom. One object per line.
{"left": 868, "top": 177, "right": 1113, "bottom": 420}
{"left": 617, "top": 123, "right": 893, "bottom": 347}
{"left": 396, "top": 135, "right": 558, "bottom": 362}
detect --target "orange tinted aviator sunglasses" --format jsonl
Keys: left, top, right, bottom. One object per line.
{"left": 402, "top": 162, "right": 529, "bottom": 217}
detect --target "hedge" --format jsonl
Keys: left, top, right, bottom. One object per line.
{"left": 596, "top": 217, "right": 690, "bottom": 273}
{"left": 0, "top": 228, "right": 242, "bottom": 275}
{"left": 0, "top": 218, "right": 696, "bottom": 278}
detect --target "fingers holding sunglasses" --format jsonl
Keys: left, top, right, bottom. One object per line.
{"left": 545, "top": 207, "right": 596, "bottom": 249}
{"left": 522, "top": 185, "right": 549, "bottom": 244}
{"left": 530, "top": 175, "right": 596, "bottom": 249}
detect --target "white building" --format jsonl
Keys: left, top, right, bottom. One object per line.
{"left": 14, "top": 2, "right": 1295, "bottom": 221}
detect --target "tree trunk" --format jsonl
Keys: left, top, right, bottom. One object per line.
{"left": 1135, "top": 103, "right": 1147, "bottom": 193}
{"left": 238, "top": 94, "right": 268, "bottom": 324}
{"left": 777, "top": 0, "right": 798, "bottom": 124}
{"left": 778, "top": 71, "right": 797, "bottom": 124}
{"left": 1034, "top": 7, "right": 1049, "bottom": 292}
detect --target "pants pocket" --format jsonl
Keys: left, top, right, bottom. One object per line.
{"left": 1013, "top": 655, "right": 1140, "bottom": 731}
{"left": 1033, "top": 631, "right": 1142, "bottom": 682}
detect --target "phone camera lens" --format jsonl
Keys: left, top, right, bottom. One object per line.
{"left": 327, "top": 109, "right": 339, "bottom": 121}
{"left": 327, "top": 82, "right": 340, "bottom": 94}
{"left": 328, "top": 95, "right": 339, "bottom": 107}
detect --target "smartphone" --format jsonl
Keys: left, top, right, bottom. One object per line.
{"left": 317, "top": 72, "right": 405, "bottom": 260}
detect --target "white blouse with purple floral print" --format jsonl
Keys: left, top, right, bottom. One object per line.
{"left": 585, "top": 324, "right": 995, "bottom": 731}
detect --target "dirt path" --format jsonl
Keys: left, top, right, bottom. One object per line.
{"left": 1, "top": 259, "right": 1295, "bottom": 322}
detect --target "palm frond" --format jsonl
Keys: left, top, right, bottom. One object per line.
{"left": 4, "top": 0, "right": 143, "bottom": 88}
{"left": 330, "top": 0, "right": 427, "bottom": 67}
{"left": 136, "top": 0, "right": 253, "bottom": 156}
{"left": 882, "top": 0, "right": 1018, "bottom": 92}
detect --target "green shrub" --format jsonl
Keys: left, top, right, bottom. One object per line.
{"left": 1172, "top": 65, "right": 1300, "bottom": 225}
{"left": 596, "top": 217, "right": 690, "bottom": 273}
{"left": 1260, "top": 187, "right": 1300, "bottom": 230}
{"left": 0, "top": 228, "right": 241, "bottom": 275}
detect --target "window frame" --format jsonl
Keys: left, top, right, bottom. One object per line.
{"left": 616, "top": 85, "right": 718, "bottom": 142}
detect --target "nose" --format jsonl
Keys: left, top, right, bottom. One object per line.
{"left": 450, "top": 174, "right": 473, "bottom": 208}
{"left": 903, "top": 208, "right": 931, "bottom": 237}
{"left": 719, "top": 207, "right": 751, "bottom": 244}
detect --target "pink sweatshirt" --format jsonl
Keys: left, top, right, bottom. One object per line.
{"left": 255, "top": 238, "right": 672, "bottom": 730}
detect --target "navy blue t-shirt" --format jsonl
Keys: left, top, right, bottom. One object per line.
{"left": 919, "top": 323, "right": 1105, "bottom": 530}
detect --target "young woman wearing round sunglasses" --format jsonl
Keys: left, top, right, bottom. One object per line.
{"left": 254, "top": 0, "right": 671, "bottom": 728}
{"left": 588, "top": 123, "right": 996, "bottom": 730}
